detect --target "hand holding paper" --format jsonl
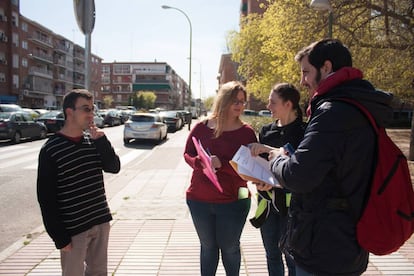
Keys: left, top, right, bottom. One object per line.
{"left": 192, "top": 136, "right": 223, "bottom": 193}
{"left": 230, "top": 145, "right": 281, "bottom": 188}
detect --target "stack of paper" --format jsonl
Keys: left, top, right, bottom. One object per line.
{"left": 230, "top": 145, "right": 281, "bottom": 188}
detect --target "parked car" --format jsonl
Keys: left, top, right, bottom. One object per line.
{"left": 243, "top": 109, "right": 258, "bottom": 116}
{"left": 93, "top": 112, "right": 105, "bottom": 128}
{"left": 123, "top": 113, "right": 167, "bottom": 144}
{"left": 119, "top": 109, "right": 135, "bottom": 123}
{"left": 175, "top": 110, "right": 191, "bottom": 127}
{"left": 33, "top": 108, "right": 49, "bottom": 116}
{"left": 159, "top": 110, "right": 184, "bottom": 132}
{"left": 258, "top": 110, "right": 271, "bottom": 117}
{"left": 0, "top": 104, "right": 22, "bottom": 112}
{"left": 0, "top": 111, "right": 47, "bottom": 143}
{"left": 22, "top": 108, "right": 40, "bottom": 119}
{"left": 98, "top": 109, "right": 122, "bottom": 127}
{"left": 36, "top": 110, "right": 65, "bottom": 133}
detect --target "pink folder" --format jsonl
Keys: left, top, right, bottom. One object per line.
{"left": 192, "top": 136, "right": 223, "bottom": 193}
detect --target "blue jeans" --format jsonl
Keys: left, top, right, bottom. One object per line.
{"left": 260, "top": 208, "right": 296, "bottom": 276}
{"left": 187, "top": 198, "right": 251, "bottom": 276}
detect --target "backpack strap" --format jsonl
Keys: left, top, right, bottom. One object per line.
{"left": 326, "top": 98, "right": 377, "bottom": 220}
{"left": 336, "top": 98, "right": 379, "bottom": 134}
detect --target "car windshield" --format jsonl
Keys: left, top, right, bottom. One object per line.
{"left": 39, "top": 111, "right": 62, "bottom": 119}
{"left": 159, "top": 111, "right": 177, "bottom": 117}
{"left": 131, "top": 115, "right": 155, "bottom": 122}
{"left": 0, "top": 112, "right": 12, "bottom": 119}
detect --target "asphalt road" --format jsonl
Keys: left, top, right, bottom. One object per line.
{"left": 0, "top": 123, "right": 190, "bottom": 253}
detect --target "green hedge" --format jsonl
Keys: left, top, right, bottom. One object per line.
{"left": 241, "top": 115, "right": 274, "bottom": 133}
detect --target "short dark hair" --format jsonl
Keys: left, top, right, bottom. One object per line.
{"left": 62, "top": 89, "right": 93, "bottom": 118}
{"left": 295, "top": 39, "right": 352, "bottom": 71}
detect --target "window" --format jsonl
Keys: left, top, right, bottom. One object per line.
{"left": 12, "top": 54, "right": 19, "bottom": 68}
{"left": 13, "top": 75, "right": 19, "bottom": 89}
{"left": 102, "top": 75, "right": 110, "bottom": 84}
{"left": 22, "top": 58, "right": 28, "bottom": 67}
{"left": 22, "top": 40, "right": 28, "bottom": 49}
{"left": 12, "top": 33, "right": 18, "bottom": 47}
{"left": 21, "top": 22, "right": 28, "bottom": 32}
{"left": 102, "top": 65, "right": 110, "bottom": 74}
{"left": 0, "top": 73, "right": 5, "bottom": 82}
{"left": 113, "top": 64, "right": 130, "bottom": 74}
{"left": 11, "top": 12, "right": 18, "bottom": 27}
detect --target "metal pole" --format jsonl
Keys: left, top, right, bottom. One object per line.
{"left": 85, "top": 33, "right": 91, "bottom": 90}
{"left": 161, "top": 6, "right": 192, "bottom": 109}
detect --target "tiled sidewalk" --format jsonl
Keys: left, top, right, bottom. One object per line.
{"left": 0, "top": 129, "right": 413, "bottom": 275}
{"left": 0, "top": 218, "right": 413, "bottom": 275}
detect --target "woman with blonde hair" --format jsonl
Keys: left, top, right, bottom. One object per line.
{"left": 184, "top": 81, "right": 257, "bottom": 276}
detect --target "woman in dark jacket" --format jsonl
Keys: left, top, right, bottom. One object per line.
{"left": 249, "top": 83, "right": 306, "bottom": 276}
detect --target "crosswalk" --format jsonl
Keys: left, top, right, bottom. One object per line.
{"left": 0, "top": 144, "right": 148, "bottom": 171}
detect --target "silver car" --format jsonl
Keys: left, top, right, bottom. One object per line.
{"left": 123, "top": 113, "right": 167, "bottom": 144}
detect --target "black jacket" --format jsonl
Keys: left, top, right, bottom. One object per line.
{"left": 259, "top": 118, "right": 306, "bottom": 214}
{"left": 271, "top": 71, "right": 393, "bottom": 275}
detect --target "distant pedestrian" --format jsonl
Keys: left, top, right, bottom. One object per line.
{"left": 37, "top": 89, "right": 121, "bottom": 276}
{"left": 184, "top": 81, "right": 257, "bottom": 276}
{"left": 186, "top": 111, "right": 192, "bottom": 130}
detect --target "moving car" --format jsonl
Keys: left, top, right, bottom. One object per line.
{"left": 36, "top": 110, "right": 65, "bottom": 133}
{"left": 0, "top": 111, "right": 47, "bottom": 143}
{"left": 123, "top": 113, "right": 167, "bottom": 144}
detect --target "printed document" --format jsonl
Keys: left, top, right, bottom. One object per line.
{"left": 230, "top": 145, "right": 281, "bottom": 187}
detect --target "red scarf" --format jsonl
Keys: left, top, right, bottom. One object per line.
{"left": 307, "top": 67, "right": 363, "bottom": 116}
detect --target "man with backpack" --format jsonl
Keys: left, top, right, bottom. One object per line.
{"left": 269, "top": 39, "right": 394, "bottom": 275}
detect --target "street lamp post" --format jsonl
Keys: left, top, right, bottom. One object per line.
{"left": 161, "top": 5, "right": 192, "bottom": 109}
{"left": 192, "top": 58, "right": 202, "bottom": 116}
{"left": 310, "top": 0, "right": 333, "bottom": 38}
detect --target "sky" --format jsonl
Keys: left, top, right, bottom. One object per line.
{"left": 19, "top": 0, "right": 242, "bottom": 99}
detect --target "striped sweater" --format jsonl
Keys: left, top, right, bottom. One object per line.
{"left": 37, "top": 133, "right": 120, "bottom": 249}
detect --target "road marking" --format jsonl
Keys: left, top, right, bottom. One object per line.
{"left": 120, "top": 150, "right": 146, "bottom": 167}
{"left": 0, "top": 146, "right": 38, "bottom": 161}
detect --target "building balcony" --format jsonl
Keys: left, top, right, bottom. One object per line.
{"left": 29, "top": 67, "right": 53, "bottom": 79}
{"left": 30, "top": 52, "right": 53, "bottom": 64}
{"left": 29, "top": 34, "right": 53, "bottom": 48}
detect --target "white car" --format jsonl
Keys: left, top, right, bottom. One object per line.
{"left": 93, "top": 112, "right": 105, "bottom": 128}
{"left": 258, "top": 110, "right": 272, "bottom": 117}
{"left": 123, "top": 113, "right": 167, "bottom": 144}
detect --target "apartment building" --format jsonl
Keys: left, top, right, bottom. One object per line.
{"left": 101, "top": 62, "right": 189, "bottom": 110}
{"left": 0, "top": 0, "right": 104, "bottom": 108}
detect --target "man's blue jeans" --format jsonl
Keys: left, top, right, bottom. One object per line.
{"left": 187, "top": 198, "right": 251, "bottom": 276}
{"left": 260, "top": 208, "right": 296, "bottom": 276}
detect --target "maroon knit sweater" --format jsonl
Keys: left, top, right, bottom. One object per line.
{"left": 184, "top": 121, "right": 257, "bottom": 203}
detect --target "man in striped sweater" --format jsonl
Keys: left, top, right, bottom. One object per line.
{"left": 37, "top": 89, "right": 121, "bottom": 276}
